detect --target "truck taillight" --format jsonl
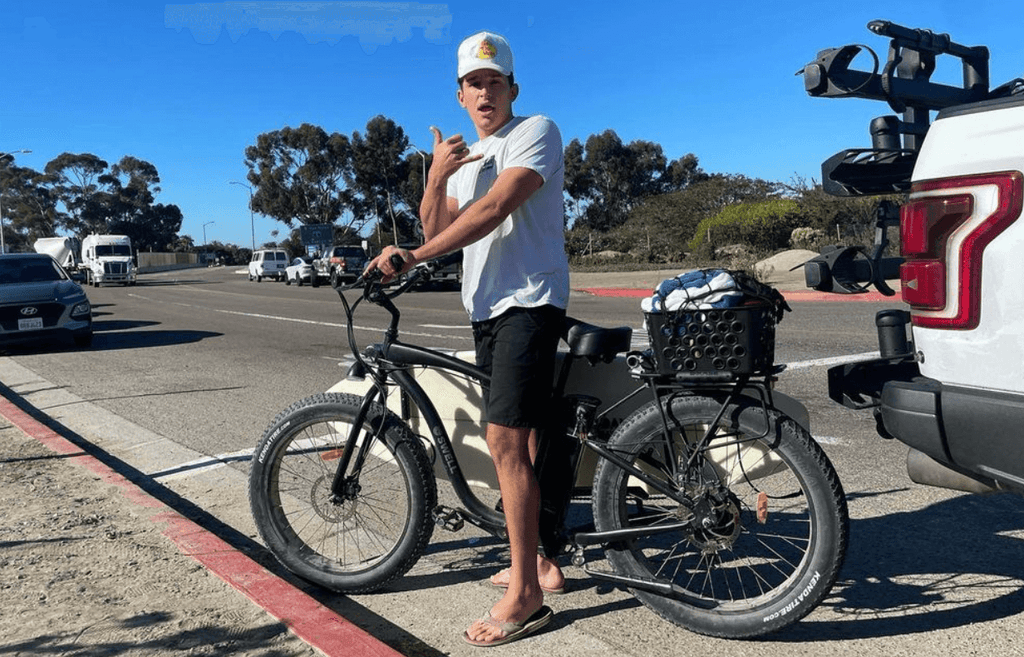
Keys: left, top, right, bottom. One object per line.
{"left": 901, "top": 172, "right": 1023, "bottom": 329}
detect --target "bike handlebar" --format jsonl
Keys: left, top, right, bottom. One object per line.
{"left": 336, "top": 252, "right": 463, "bottom": 367}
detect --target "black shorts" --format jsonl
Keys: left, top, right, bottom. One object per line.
{"left": 472, "top": 305, "right": 566, "bottom": 429}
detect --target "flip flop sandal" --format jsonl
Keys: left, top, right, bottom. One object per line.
{"left": 463, "top": 605, "right": 554, "bottom": 647}
{"left": 489, "top": 568, "right": 566, "bottom": 594}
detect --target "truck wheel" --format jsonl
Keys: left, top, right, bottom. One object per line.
{"left": 311, "top": 275, "right": 320, "bottom": 288}
{"left": 330, "top": 270, "right": 340, "bottom": 288}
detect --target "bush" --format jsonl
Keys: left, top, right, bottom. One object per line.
{"left": 688, "top": 199, "right": 800, "bottom": 254}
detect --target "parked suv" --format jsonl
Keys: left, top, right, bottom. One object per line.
{"left": 315, "top": 245, "right": 368, "bottom": 288}
{"left": 0, "top": 253, "right": 93, "bottom": 349}
{"left": 248, "top": 249, "right": 288, "bottom": 282}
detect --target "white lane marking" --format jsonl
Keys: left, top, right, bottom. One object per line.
{"left": 151, "top": 449, "right": 254, "bottom": 481}
{"left": 420, "top": 324, "right": 472, "bottom": 329}
{"left": 783, "top": 351, "right": 880, "bottom": 371}
{"left": 126, "top": 294, "right": 473, "bottom": 341}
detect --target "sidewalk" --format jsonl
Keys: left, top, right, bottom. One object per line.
{"left": 0, "top": 388, "right": 401, "bottom": 657}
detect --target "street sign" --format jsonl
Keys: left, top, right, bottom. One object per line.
{"left": 300, "top": 224, "right": 333, "bottom": 247}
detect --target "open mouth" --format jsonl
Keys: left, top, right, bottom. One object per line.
{"left": 478, "top": 104, "right": 495, "bottom": 114}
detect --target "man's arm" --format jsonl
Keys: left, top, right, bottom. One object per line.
{"left": 371, "top": 166, "right": 542, "bottom": 281}
{"left": 416, "top": 166, "right": 542, "bottom": 263}
{"left": 420, "top": 126, "right": 480, "bottom": 241}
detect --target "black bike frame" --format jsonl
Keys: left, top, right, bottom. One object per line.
{"left": 345, "top": 336, "right": 715, "bottom": 541}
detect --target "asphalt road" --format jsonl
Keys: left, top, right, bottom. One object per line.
{"left": 5, "top": 266, "right": 1024, "bottom": 656}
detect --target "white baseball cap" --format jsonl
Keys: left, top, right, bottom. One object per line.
{"left": 457, "top": 31, "right": 513, "bottom": 79}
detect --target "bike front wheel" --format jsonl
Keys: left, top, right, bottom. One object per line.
{"left": 591, "top": 394, "right": 848, "bottom": 638}
{"left": 249, "top": 392, "right": 436, "bottom": 593}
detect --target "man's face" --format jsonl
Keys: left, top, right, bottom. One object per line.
{"left": 458, "top": 69, "right": 517, "bottom": 138}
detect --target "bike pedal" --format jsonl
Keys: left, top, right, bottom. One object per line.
{"left": 432, "top": 506, "right": 465, "bottom": 532}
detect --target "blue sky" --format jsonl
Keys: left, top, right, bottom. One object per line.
{"left": 2, "top": 1, "right": 1021, "bottom": 249}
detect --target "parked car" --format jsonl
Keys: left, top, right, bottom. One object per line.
{"left": 284, "top": 256, "right": 314, "bottom": 286}
{"left": 313, "top": 245, "right": 368, "bottom": 287}
{"left": 0, "top": 253, "right": 93, "bottom": 349}
{"left": 248, "top": 249, "right": 289, "bottom": 282}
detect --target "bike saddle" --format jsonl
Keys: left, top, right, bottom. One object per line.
{"left": 563, "top": 317, "right": 633, "bottom": 363}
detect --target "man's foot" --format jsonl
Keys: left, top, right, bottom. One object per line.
{"left": 489, "top": 555, "right": 565, "bottom": 594}
{"left": 463, "top": 605, "right": 553, "bottom": 647}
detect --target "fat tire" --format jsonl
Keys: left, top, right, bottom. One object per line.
{"left": 592, "top": 395, "right": 848, "bottom": 638}
{"left": 249, "top": 392, "right": 436, "bottom": 592}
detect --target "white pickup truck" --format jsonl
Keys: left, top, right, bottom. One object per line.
{"left": 802, "top": 20, "right": 1024, "bottom": 494}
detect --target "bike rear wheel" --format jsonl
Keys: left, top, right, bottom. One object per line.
{"left": 249, "top": 392, "right": 436, "bottom": 593}
{"left": 591, "top": 394, "right": 848, "bottom": 638}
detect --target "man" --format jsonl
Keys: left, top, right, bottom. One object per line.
{"left": 367, "top": 31, "right": 568, "bottom": 647}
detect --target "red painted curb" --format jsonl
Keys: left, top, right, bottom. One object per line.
{"left": 0, "top": 395, "right": 403, "bottom": 657}
{"left": 575, "top": 287, "right": 901, "bottom": 303}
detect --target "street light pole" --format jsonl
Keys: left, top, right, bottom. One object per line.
{"left": 0, "top": 149, "right": 32, "bottom": 254}
{"left": 405, "top": 146, "right": 428, "bottom": 245}
{"left": 203, "top": 221, "right": 215, "bottom": 246}
{"left": 408, "top": 146, "right": 427, "bottom": 193}
{"left": 229, "top": 180, "right": 256, "bottom": 253}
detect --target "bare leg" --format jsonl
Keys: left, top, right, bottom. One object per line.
{"left": 465, "top": 423, "right": 545, "bottom": 644}
{"left": 489, "top": 427, "right": 565, "bottom": 591}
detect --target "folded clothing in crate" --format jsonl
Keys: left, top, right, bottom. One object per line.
{"left": 642, "top": 269, "right": 791, "bottom": 377}
{"left": 641, "top": 269, "right": 744, "bottom": 312}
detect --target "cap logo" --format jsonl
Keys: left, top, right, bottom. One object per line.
{"left": 476, "top": 39, "right": 497, "bottom": 60}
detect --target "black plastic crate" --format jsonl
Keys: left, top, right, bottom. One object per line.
{"left": 645, "top": 302, "right": 777, "bottom": 377}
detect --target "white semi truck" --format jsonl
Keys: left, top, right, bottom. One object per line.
{"left": 81, "top": 234, "right": 137, "bottom": 286}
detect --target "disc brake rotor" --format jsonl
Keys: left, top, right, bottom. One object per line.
{"left": 310, "top": 475, "right": 356, "bottom": 522}
{"left": 686, "top": 493, "right": 742, "bottom": 553}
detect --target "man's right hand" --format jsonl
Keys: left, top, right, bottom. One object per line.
{"left": 365, "top": 245, "right": 416, "bottom": 284}
{"left": 429, "top": 126, "right": 483, "bottom": 181}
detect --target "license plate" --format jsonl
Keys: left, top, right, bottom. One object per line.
{"left": 18, "top": 317, "right": 43, "bottom": 331}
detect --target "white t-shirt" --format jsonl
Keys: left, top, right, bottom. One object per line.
{"left": 446, "top": 115, "right": 569, "bottom": 322}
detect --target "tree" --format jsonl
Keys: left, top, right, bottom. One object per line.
{"left": 244, "top": 123, "right": 354, "bottom": 231}
{"left": 579, "top": 174, "right": 781, "bottom": 263}
{"left": 92, "top": 156, "right": 182, "bottom": 251}
{"left": 44, "top": 152, "right": 109, "bottom": 234}
{"left": 130, "top": 202, "right": 183, "bottom": 251}
{"left": 563, "top": 139, "right": 589, "bottom": 228}
{"left": 1, "top": 156, "right": 58, "bottom": 250}
{"left": 563, "top": 130, "right": 701, "bottom": 232}
{"left": 349, "top": 116, "right": 421, "bottom": 245}
{"left": 172, "top": 235, "right": 195, "bottom": 252}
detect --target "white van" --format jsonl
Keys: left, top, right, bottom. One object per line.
{"left": 248, "top": 249, "right": 288, "bottom": 282}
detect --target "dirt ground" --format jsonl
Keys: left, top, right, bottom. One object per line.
{"left": 0, "top": 420, "right": 315, "bottom": 656}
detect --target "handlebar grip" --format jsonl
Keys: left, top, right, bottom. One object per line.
{"left": 389, "top": 253, "right": 407, "bottom": 270}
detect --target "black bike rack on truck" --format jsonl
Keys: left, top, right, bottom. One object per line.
{"left": 799, "top": 21, "right": 1024, "bottom": 493}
